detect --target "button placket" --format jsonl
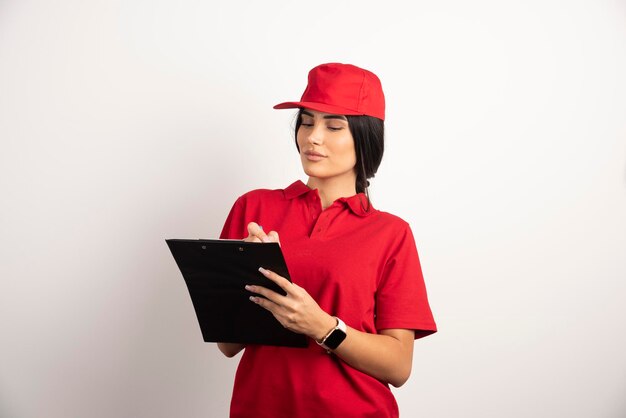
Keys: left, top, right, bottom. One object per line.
{"left": 307, "top": 193, "right": 323, "bottom": 237}
{"left": 311, "top": 209, "right": 333, "bottom": 238}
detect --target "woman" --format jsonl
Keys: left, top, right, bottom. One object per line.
{"left": 217, "top": 63, "right": 436, "bottom": 418}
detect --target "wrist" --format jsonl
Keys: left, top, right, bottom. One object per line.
{"left": 316, "top": 316, "right": 347, "bottom": 352}
{"left": 314, "top": 314, "right": 338, "bottom": 342}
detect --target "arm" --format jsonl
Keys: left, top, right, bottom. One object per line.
{"left": 334, "top": 328, "right": 414, "bottom": 388}
{"left": 217, "top": 342, "right": 246, "bottom": 358}
{"left": 247, "top": 268, "right": 415, "bottom": 387}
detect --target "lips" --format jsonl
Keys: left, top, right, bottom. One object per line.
{"left": 303, "top": 150, "right": 327, "bottom": 161}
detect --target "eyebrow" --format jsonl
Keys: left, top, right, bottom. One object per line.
{"left": 301, "top": 110, "right": 348, "bottom": 121}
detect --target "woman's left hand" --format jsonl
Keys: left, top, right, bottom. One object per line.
{"left": 245, "top": 267, "right": 335, "bottom": 341}
{"left": 248, "top": 269, "right": 416, "bottom": 388}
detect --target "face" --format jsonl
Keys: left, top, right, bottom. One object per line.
{"left": 296, "top": 109, "right": 357, "bottom": 186}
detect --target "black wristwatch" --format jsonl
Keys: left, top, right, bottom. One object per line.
{"left": 317, "top": 317, "right": 347, "bottom": 352}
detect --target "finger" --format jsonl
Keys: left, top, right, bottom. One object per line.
{"left": 245, "top": 284, "right": 287, "bottom": 305}
{"left": 248, "top": 295, "right": 291, "bottom": 329}
{"left": 249, "top": 293, "right": 280, "bottom": 314}
{"left": 266, "top": 230, "right": 281, "bottom": 245}
{"left": 247, "top": 222, "right": 271, "bottom": 243}
{"left": 258, "top": 267, "right": 293, "bottom": 294}
{"left": 244, "top": 235, "right": 262, "bottom": 243}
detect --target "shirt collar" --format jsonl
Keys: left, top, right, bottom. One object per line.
{"left": 283, "top": 180, "right": 376, "bottom": 217}
{"left": 283, "top": 180, "right": 311, "bottom": 200}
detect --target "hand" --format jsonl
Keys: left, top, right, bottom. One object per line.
{"left": 246, "top": 267, "right": 336, "bottom": 341}
{"left": 244, "top": 222, "right": 280, "bottom": 245}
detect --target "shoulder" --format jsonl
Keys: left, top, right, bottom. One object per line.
{"left": 370, "top": 209, "right": 411, "bottom": 232}
{"left": 237, "top": 187, "right": 284, "bottom": 201}
{"left": 231, "top": 183, "right": 295, "bottom": 209}
{"left": 367, "top": 209, "right": 418, "bottom": 250}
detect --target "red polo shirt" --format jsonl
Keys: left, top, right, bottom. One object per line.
{"left": 220, "top": 180, "right": 436, "bottom": 418}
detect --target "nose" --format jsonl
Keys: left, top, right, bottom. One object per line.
{"left": 306, "top": 123, "right": 324, "bottom": 145}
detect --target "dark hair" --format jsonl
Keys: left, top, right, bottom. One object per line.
{"left": 294, "top": 109, "right": 385, "bottom": 205}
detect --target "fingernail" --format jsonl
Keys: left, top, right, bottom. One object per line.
{"left": 259, "top": 225, "right": 263, "bottom": 230}
{"left": 245, "top": 285, "right": 252, "bottom": 290}
{"left": 258, "top": 267, "right": 268, "bottom": 275}
{"left": 249, "top": 296, "right": 258, "bottom": 303}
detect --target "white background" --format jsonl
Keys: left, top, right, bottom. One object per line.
{"left": 1, "top": 1, "right": 625, "bottom": 417}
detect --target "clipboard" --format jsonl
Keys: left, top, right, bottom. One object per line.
{"left": 166, "top": 239, "right": 308, "bottom": 348}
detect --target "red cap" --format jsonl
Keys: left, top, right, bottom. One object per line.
{"left": 273, "top": 63, "right": 385, "bottom": 120}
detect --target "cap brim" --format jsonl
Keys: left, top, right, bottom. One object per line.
{"left": 273, "top": 101, "right": 363, "bottom": 116}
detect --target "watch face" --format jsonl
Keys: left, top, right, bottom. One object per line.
{"left": 324, "top": 328, "right": 347, "bottom": 350}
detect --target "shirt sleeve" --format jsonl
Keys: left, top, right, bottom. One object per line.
{"left": 375, "top": 223, "right": 437, "bottom": 339}
{"left": 219, "top": 196, "right": 247, "bottom": 240}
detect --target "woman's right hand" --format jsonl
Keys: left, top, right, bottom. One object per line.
{"left": 244, "top": 222, "right": 280, "bottom": 245}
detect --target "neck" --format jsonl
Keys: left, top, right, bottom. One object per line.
{"left": 306, "top": 176, "right": 357, "bottom": 209}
